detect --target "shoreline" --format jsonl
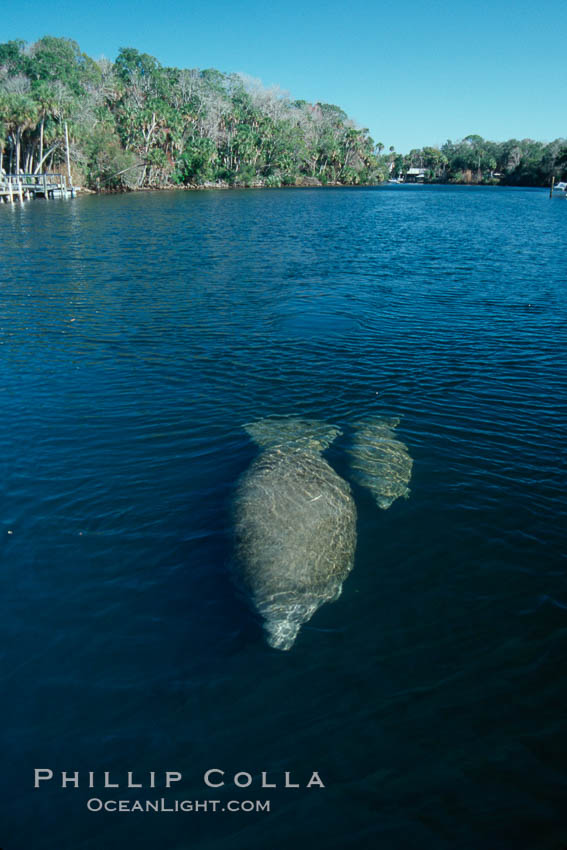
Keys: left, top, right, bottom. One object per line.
{"left": 5, "top": 180, "right": 553, "bottom": 203}
{"left": 91, "top": 179, "right": 384, "bottom": 195}
{"left": 86, "top": 180, "right": 553, "bottom": 196}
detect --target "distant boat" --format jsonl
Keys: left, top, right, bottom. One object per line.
{"left": 388, "top": 177, "right": 403, "bottom": 184}
{"left": 554, "top": 181, "right": 567, "bottom": 194}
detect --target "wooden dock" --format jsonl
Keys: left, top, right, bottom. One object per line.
{"left": 0, "top": 173, "right": 76, "bottom": 203}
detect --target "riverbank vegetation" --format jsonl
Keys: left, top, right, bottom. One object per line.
{"left": 1, "top": 37, "right": 565, "bottom": 191}
{"left": 0, "top": 37, "right": 385, "bottom": 189}
{"left": 394, "top": 135, "right": 567, "bottom": 186}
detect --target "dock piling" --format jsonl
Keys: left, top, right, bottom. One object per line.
{"left": 1, "top": 173, "right": 76, "bottom": 203}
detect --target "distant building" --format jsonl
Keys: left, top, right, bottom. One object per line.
{"left": 405, "top": 167, "right": 426, "bottom": 183}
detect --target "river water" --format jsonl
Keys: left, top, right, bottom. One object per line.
{"left": 1, "top": 185, "right": 566, "bottom": 849}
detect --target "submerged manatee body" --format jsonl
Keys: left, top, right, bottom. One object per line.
{"left": 346, "top": 416, "right": 413, "bottom": 510}
{"left": 233, "top": 418, "right": 357, "bottom": 650}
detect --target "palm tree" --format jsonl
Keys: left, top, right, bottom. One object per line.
{"left": 32, "top": 82, "right": 58, "bottom": 173}
{"left": 0, "top": 91, "right": 39, "bottom": 173}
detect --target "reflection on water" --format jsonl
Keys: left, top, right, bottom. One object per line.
{"left": 1, "top": 186, "right": 566, "bottom": 850}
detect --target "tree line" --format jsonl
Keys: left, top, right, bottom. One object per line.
{"left": 1, "top": 37, "right": 565, "bottom": 191}
{"left": 391, "top": 134, "right": 567, "bottom": 186}
{"left": 0, "top": 37, "right": 385, "bottom": 189}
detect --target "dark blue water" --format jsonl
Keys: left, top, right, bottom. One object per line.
{"left": 1, "top": 185, "right": 566, "bottom": 850}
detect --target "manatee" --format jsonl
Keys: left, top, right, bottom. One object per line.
{"left": 346, "top": 416, "right": 413, "bottom": 509}
{"left": 232, "top": 417, "right": 357, "bottom": 650}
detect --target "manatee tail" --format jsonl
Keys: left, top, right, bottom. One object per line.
{"left": 350, "top": 414, "right": 403, "bottom": 434}
{"left": 243, "top": 416, "right": 342, "bottom": 453}
{"left": 347, "top": 415, "right": 413, "bottom": 510}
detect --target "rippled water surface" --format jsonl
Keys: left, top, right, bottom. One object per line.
{"left": 1, "top": 186, "right": 566, "bottom": 850}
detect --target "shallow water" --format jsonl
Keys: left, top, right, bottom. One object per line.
{"left": 1, "top": 185, "right": 566, "bottom": 850}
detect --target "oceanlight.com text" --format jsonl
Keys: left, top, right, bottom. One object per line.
{"left": 86, "top": 798, "right": 271, "bottom": 813}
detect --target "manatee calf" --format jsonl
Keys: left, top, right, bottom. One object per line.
{"left": 346, "top": 416, "right": 413, "bottom": 509}
{"left": 232, "top": 418, "right": 357, "bottom": 650}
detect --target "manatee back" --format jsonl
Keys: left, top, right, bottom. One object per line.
{"left": 233, "top": 448, "right": 356, "bottom": 649}
{"left": 346, "top": 416, "right": 413, "bottom": 510}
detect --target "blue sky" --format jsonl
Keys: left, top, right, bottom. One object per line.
{"left": 3, "top": 0, "right": 566, "bottom": 152}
